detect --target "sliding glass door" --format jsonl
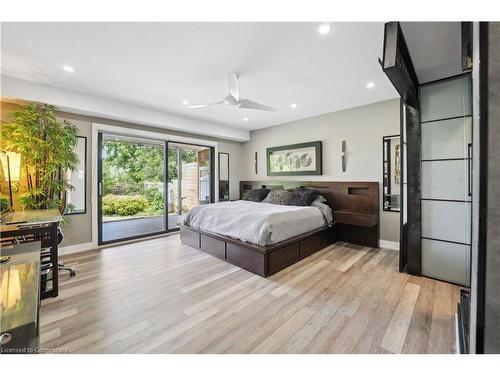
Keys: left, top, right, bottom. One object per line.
{"left": 98, "top": 133, "right": 167, "bottom": 244}
{"left": 97, "top": 133, "right": 215, "bottom": 244}
{"left": 166, "top": 142, "right": 214, "bottom": 230}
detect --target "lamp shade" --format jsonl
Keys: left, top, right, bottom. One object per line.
{"left": 0, "top": 152, "right": 21, "bottom": 181}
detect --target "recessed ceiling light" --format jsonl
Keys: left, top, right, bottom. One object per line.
{"left": 318, "top": 24, "right": 331, "bottom": 35}
{"left": 182, "top": 100, "right": 189, "bottom": 105}
{"left": 62, "top": 65, "right": 74, "bottom": 73}
{"left": 243, "top": 117, "right": 249, "bottom": 122}
{"left": 290, "top": 103, "right": 297, "bottom": 109}
{"left": 366, "top": 82, "right": 376, "bottom": 89}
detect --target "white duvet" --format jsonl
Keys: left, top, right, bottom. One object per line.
{"left": 183, "top": 200, "right": 332, "bottom": 246}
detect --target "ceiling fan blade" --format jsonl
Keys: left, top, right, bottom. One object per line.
{"left": 226, "top": 73, "right": 239, "bottom": 101}
{"left": 239, "top": 99, "right": 276, "bottom": 112}
{"left": 188, "top": 101, "right": 223, "bottom": 109}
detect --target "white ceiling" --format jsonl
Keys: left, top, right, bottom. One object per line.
{"left": 1, "top": 22, "right": 399, "bottom": 132}
{"left": 401, "top": 22, "right": 462, "bottom": 83}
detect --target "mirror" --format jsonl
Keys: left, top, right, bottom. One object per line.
{"left": 383, "top": 135, "right": 401, "bottom": 212}
{"left": 218, "top": 153, "right": 230, "bottom": 201}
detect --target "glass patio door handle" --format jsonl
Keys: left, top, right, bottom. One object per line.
{"left": 467, "top": 143, "right": 472, "bottom": 197}
{"left": 98, "top": 182, "right": 102, "bottom": 196}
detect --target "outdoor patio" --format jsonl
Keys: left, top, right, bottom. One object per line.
{"left": 102, "top": 214, "right": 182, "bottom": 242}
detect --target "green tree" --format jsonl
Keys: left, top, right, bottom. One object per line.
{"left": 1, "top": 104, "right": 79, "bottom": 210}
{"left": 102, "top": 141, "right": 198, "bottom": 193}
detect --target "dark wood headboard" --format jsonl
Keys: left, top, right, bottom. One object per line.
{"left": 239, "top": 181, "right": 379, "bottom": 214}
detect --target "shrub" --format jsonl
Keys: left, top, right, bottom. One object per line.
{"left": 102, "top": 195, "right": 148, "bottom": 216}
{"left": 0, "top": 195, "right": 9, "bottom": 211}
{"left": 143, "top": 188, "right": 164, "bottom": 212}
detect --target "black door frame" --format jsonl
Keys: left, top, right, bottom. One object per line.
{"left": 97, "top": 133, "right": 169, "bottom": 245}
{"left": 98, "top": 134, "right": 216, "bottom": 243}
{"left": 166, "top": 140, "right": 215, "bottom": 232}
{"left": 381, "top": 22, "right": 421, "bottom": 274}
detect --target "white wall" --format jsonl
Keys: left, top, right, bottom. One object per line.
{"left": 240, "top": 98, "right": 401, "bottom": 243}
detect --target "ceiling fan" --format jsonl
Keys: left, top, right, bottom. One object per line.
{"left": 188, "top": 73, "right": 277, "bottom": 112}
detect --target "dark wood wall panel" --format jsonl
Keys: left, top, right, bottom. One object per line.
{"left": 240, "top": 180, "right": 380, "bottom": 249}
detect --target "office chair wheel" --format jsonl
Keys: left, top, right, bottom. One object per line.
{"left": 58, "top": 262, "right": 77, "bottom": 278}
{"left": 60, "top": 266, "right": 76, "bottom": 278}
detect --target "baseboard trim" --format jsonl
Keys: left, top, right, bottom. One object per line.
{"left": 378, "top": 239, "right": 400, "bottom": 251}
{"left": 59, "top": 242, "right": 95, "bottom": 256}
{"left": 59, "top": 232, "right": 178, "bottom": 256}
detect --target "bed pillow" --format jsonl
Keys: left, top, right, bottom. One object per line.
{"left": 311, "top": 197, "right": 333, "bottom": 225}
{"left": 262, "top": 189, "right": 292, "bottom": 205}
{"left": 243, "top": 188, "right": 271, "bottom": 202}
{"left": 287, "top": 188, "right": 321, "bottom": 206}
{"left": 312, "top": 195, "right": 327, "bottom": 204}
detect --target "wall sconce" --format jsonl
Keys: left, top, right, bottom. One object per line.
{"left": 254, "top": 151, "right": 258, "bottom": 175}
{"left": 0, "top": 151, "right": 22, "bottom": 211}
{"left": 341, "top": 141, "right": 347, "bottom": 172}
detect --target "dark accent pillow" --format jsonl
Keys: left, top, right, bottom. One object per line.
{"left": 287, "top": 188, "right": 320, "bottom": 206}
{"left": 243, "top": 188, "right": 271, "bottom": 202}
{"left": 262, "top": 189, "right": 292, "bottom": 205}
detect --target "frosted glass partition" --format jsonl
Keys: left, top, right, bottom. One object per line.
{"left": 421, "top": 160, "right": 470, "bottom": 201}
{"left": 420, "top": 75, "right": 472, "bottom": 122}
{"left": 421, "top": 200, "right": 471, "bottom": 244}
{"left": 422, "top": 239, "right": 470, "bottom": 285}
{"left": 420, "top": 74, "right": 472, "bottom": 286}
{"left": 421, "top": 117, "right": 472, "bottom": 160}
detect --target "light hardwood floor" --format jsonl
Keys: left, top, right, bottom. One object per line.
{"left": 40, "top": 234, "right": 460, "bottom": 354}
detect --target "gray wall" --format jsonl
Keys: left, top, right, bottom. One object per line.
{"left": 484, "top": 21, "right": 500, "bottom": 354}
{"left": 240, "top": 98, "right": 401, "bottom": 243}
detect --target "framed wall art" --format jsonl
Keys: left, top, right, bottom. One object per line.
{"left": 266, "top": 141, "right": 322, "bottom": 176}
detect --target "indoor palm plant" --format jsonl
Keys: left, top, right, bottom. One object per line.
{"left": 1, "top": 103, "right": 79, "bottom": 212}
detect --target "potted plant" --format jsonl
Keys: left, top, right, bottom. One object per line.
{"left": 1, "top": 103, "right": 79, "bottom": 216}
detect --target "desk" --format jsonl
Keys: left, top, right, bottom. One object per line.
{"left": 0, "top": 242, "right": 41, "bottom": 353}
{"left": 1, "top": 209, "right": 63, "bottom": 299}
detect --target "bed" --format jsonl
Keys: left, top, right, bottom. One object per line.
{"left": 183, "top": 200, "right": 332, "bottom": 246}
{"left": 179, "top": 181, "right": 379, "bottom": 277}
